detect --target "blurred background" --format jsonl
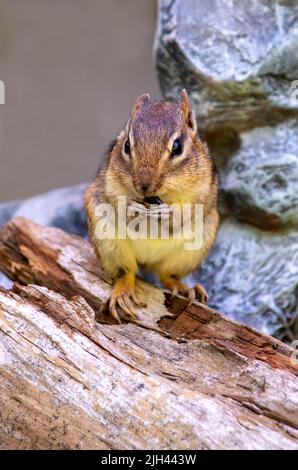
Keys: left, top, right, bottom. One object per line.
{"left": 0, "top": 0, "right": 159, "bottom": 202}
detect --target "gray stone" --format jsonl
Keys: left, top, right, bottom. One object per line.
{"left": 0, "top": 184, "right": 88, "bottom": 289}
{"left": 222, "top": 120, "right": 298, "bottom": 228}
{"left": 156, "top": 0, "right": 298, "bottom": 341}
{"left": 0, "top": 183, "right": 88, "bottom": 237}
{"left": 0, "top": 271, "right": 13, "bottom": 290}
{"left": 155, "top": 0, "right": 298, "bottom": 133}
{"left": 0, "top": 200, "right": 20, "bottom": 228}
{"left": 189, "top": 219, "right": 298, "bottom": 341}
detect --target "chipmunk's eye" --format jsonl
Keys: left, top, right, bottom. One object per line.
{"left": 124, "top": 139, "right": 131, "bottom": 155}
{"left": 171, "top": 138, "right": 183, "bottom": 157}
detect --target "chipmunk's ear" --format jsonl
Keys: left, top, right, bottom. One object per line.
{"left": 132, "top": 94, "right": 151, "bottom": 117}
{"left": 180, "top": 89, "right": 197, "bottom": 135}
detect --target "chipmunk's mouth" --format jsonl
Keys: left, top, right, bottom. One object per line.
{"left": 143, "top": 196, "right": 163, "bottom": 206}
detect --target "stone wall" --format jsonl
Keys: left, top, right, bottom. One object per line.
{"left": 155, "top": 0, "right": 298, "bottom": 341}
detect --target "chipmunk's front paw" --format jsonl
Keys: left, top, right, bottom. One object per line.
{"left": 108, "top": 291, "right": 143, "bottom": 324}
{"left": 107, "top": 273, "right": 146, "bottom": 324}
{"left": 161, "top": 276, "right": 209, "bottom": 305}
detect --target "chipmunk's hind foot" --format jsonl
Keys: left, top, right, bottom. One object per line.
{"left": 161, "top": 276, "right": 209, "bottom": 305}
{"left": 187, "top": 283, "right": 209, "bottom": 305}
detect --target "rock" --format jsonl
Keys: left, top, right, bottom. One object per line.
{"left": 156, "top": 0, "right": 298, "bottom": 341}
{"left": 222, "top": 119, "right": 298, "bottom": 229}
{"left": 155, "top": 0, "right": 298, "bottom": 133}
{"left": 189, "top": 219, "right": 298, "bottom": 342}
{"left": 0, "top": 184, "right": 88, "bottom": 288}
{"left": 0, "top": 183, "right": 88, "bottom": 236}
{"left": 0, "top": 201, "right": 20, "bottom": 228}
{"left": 0, "top": 271, "right": 13, "bottom": 290}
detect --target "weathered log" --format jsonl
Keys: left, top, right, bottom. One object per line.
{"left": 0, "top": 217, "right": 297, "bottom": 450}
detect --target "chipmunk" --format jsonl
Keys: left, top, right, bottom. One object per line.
{"left": 85, "top": 90, "right": 219, "bottom": 323}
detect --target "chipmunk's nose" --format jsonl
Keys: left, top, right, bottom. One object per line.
{"left": 141, "top": 183, "right": 150, "bottom": 193}
{"left": 135, "top": 167, "right": 155, "bottom": 195}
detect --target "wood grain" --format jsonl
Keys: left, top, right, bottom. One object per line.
{"left": 0, "top": 217, "right": 297, "bottom": 449}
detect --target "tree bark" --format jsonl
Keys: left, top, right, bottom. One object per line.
{"left": 0, "top": 217, "right": 297, "bottom": 450}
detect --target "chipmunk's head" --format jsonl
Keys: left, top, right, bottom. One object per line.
{"left": 107, "top": 90, "right": 217, "bottom": 205}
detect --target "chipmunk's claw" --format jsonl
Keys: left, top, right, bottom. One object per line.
{"left": 106, "top": 272, "right": 146, "bottom": 324}
{"left": 162, "top": 276, "right": 208, "bottom": 305}
{"left": 108, "top": 292, "right": 142, "bottom": 324}
{"left": 170, "top": 286, "right": 179, "bottom": 299}
{"left": 187, "top": 283, "right": 209, "bottom": 305}
{"left": 109, "top": 300, "right": 122, "bottom": 324}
